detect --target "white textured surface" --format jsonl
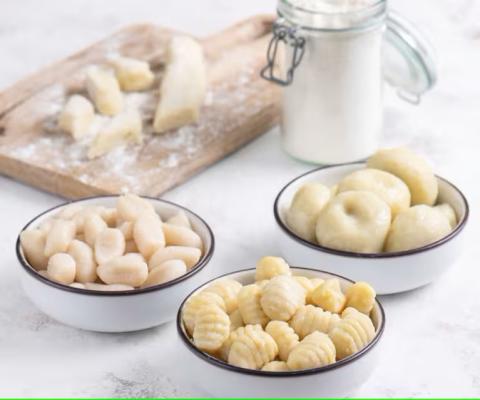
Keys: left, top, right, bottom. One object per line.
{"left": 1, "top": 0, "right": 479, "bottom": 397}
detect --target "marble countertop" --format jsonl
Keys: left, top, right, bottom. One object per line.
{"left": 1, "top": 0, "right": 479, "bottom": 397}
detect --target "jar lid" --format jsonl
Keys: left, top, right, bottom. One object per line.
{"left": 383, "top": 11, "right": 437, "bottom": 104}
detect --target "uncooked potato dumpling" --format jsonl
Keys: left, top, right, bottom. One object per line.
{"left": 86, "top": 65, "right": 123, "bottom": 116}
{"left": 47, "top": 253, "right": 76, "bottom": 285}
{"left": 385, "top": 205, "right": 452, "bottom": 252}
{"left": 58, "top": 95, "right": 95, "bottom": 140}
{"left": 286, "top": 182, "right": 331, "bottom": 242}
{"left": 20, "top": 229, "right": 48, "bottom": 271}
{"left": 315, "top": 191, "right": 391, "bottom": 253}
{"left": 435, "top": 203, "right": 457, "bottom": 229}
{"left": 367, "top": 147, "right": 438, "bottom": 206}
{"left": 337, "top": 168, "right": 411, "bottom": 217}
{"left": 109, "top": 55, "right": 154, "bottom": 92}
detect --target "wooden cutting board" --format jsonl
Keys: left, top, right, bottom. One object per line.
{"left": 0, "top": 15, "right": 280, "bottom": 199}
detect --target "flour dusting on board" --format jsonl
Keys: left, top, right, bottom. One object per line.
{"left": 0, "top": 20, "right": 279, "bottom": 197}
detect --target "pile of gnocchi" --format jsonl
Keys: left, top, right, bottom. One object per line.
{"left": 20, "top": 194, "right": 204, "bottom": 291}
{"left": 286, "top": 147, "right": 457, "bottom": 253}
{"left": 182, "top": 256, "right": 377, "bottom": 372}
{"left": 58, "top": 35, "right": 206, "bottom": 159}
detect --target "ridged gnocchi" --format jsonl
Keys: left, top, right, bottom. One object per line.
{"left": 228, "top": 324, "right": 278, "bottom": 369}
{"left": 290, "top": 305, "right": 340, "bottom": 339}
{"left": 329, "top": 307, "right": 376, "bottom": 360}
{"left": 311, "top": 279, "right": 346, "bottom": 313}
{"left": 287, "top": 331, "right": 336, "bottom": 370}
{"left": 255, "top": 256, "right": 291, "bottom": 281}
{"left": 260, "top": 276, "right": 305, "bottom": 321}
{"left": 266, "top": 321, "right": 299, "bottom": 361}
{"left": 20, "top": 195, "right": 204, "bottom": 291}
{"left": 181, "top": 256, "right": 379, "bottom": 373}
{"left": 237, "top": 284, "right": 269, "bottom": 327}
{"left": 193, "top": 304, "right": 230, "bottom": 352}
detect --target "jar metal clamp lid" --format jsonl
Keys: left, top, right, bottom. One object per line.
{"left": 261, "top": 6, "right": 437, "bottom": 104}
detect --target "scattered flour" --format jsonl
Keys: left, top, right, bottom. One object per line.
{"left": 2, "top": 53, "right": 269, "bottom": 195}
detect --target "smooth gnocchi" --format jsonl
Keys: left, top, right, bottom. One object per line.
{"left": 181, "top": 256, "right": 379, "bottom": 372}
{"left": 20, "top": 194, "right": 204, "bottom": 291}
{"left": 284, "top": 147, "right": 456, "bottom": 254}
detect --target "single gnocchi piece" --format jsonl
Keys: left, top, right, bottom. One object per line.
{"left": 255, "top": 256, "right": 291, "bottom": 281}
{"left": 290, "top": 305, "right": 341, "bottom": 339}
{"left": 149, "top": 246, "right": 201, "bottom": 271}
{"left": 237, "top": 284, "right": 269, "bottom": 327}
{"left": 162, "top": 223, "right": 202, "bottom": 250}
{"left": 229, "top": 310, "right": 244, "bottom": 331}
{"left": 345, "top": 282, "right": 376, "bottom": 314}
{"left": 44, "top": 219, "right": 76, "bottom": 258}
{"left": 193, "top": 304, "right": 230, "bottom": 352}
{"left": 261, "top": 361, "right": 290, "bottom": 372}
{"left": 287, "top": 331, "right": 336, "bottom": 370}
{"left": 109, "top": 55, "right": 154, "bottom": 91}
{"left": 116, "top": 194, "right": 155, "bottom": 222}
{"left": 315, "top": 191, "right": 391, "bottom": 253}
{"left": 329, "top": 307, "right": 376, "bottom": 360}
{"left": 228, "top": 324, "right": 278, "bottom": 370}
{"left": 47, "top": 253, "right": 76, "bottom": 285}
{"left": 84, "top": 213, "right": 108, "bottom": 247}
{"left": 435, "top": 203, "right": 457, "bottom": 229}
{"left": 265, "top": 321, "right": 299, "bottom": 361}
{"left": 20, "top": 229, "right": 48, "bottom": 271}
{"left": 133, "top": 210, "right": 165, "bottom": 259}
{"left": 67, "top": 239, "right": 97, "bottom": 283}
{"left": 385, "top": 205, "right": 452, "bottom": 252}
{"left": 166, "top": 210, "right": 191, "bottom": 228}
{"left": 88, "top": 108, "right": 143, "bottom": 159}
{"left": 285, "top": 182, "right": 331, "bottom": 242}
{"left": 182, "top": 291, "right": 226, "bottom": 336}
{"left": 86, "top": 65, "right": 123, "bottom": 116}
{"left": 367, "top": 147, "right": 438, "bottom": 206}
{"left": 154, "top": 36, "right": 207, "bottom": 133}
{"left": 204, "top": 279, "right": 243, "bottom": 314}
{"left": 141, "top": 259, "right": 187, "bottom": 288}
{"left": 94, "top": 228, "right": 126, "bottom": 265}
{"left": 311, "top": 279, "right": 346, "bottom": 313}
{"left": 97, "top": 253, "right": 148, "bottom": 287}
{"left": 260, "top": 276, "right": 306, "bottom": 321}
{"left": 337, "top": 168, "right": 411, "bottom": 217}
{"left": 58, "top": 95, "right": 95, "bottom": 140}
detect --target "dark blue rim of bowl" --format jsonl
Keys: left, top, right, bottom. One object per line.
{"left": 176, "top": 266, "right": 386, "bottom": 377}
{"left": 16, "top": 195, "right": 215, "bottom": 296}
{"left": 274, "top": 162, "right": 470, "bottom": 259}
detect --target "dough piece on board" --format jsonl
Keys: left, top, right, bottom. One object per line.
{"left": 58, "top": 95, "right": 95, "bottom": 140}
{"left": 88, "top": 108, "right": 142, "bottom": 159}
{"left": 86, "top": 66, "right": 123, "bottom": 116}
{"left": 153, "top": 36, "right": 207, "bottom": 133}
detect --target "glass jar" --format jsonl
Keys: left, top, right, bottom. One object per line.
{"left": 262, "top": 0, "right": 436, "bottom": 164}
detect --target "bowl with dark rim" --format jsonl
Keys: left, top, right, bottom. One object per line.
{"left": 177, "top": 267, "right": 385, "bottom": 398}
{"left": 274, "top": 162, "right": 469, "bottom": 294}
{"left": 16, "top": 195, "right": 215, "bottom": 332}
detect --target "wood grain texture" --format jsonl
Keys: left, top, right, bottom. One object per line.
{"left": 0, "top": 15, "right": 280, "bottom": 199}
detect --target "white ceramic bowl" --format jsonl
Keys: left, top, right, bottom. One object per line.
{"left": 177, "top": 267, "right": 385, "bottom": 398}
{"left": 16, "top": 196, "right": 214, "bottom": 333}
{"left": 274, "top": 163, "right": 469, "bottom": 295}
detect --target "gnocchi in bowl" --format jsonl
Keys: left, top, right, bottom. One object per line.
{"left": 16, "top": 195, "right": 214, "bottom": 332}
{"left": 274, "top": 152, "right": 469, "bottom": 294}
{"left": 177, "top": 258, "right": 385, "bottom": 398}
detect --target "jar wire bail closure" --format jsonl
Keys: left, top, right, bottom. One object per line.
{"left": 260, "top": 19, "right": 306, "bottom": 86}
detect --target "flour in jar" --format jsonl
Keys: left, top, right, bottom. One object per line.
{"left": 278, "top": 0, "right": 385, "bottom": 163}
